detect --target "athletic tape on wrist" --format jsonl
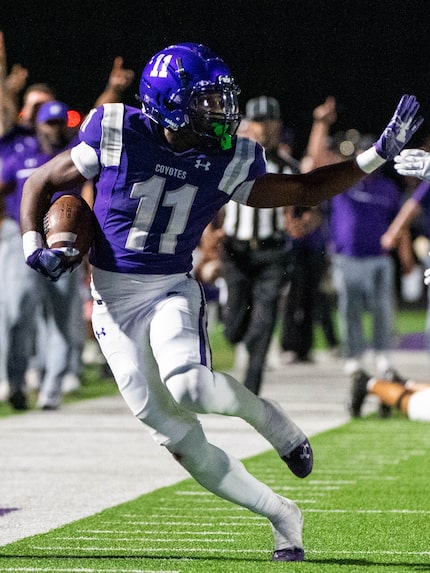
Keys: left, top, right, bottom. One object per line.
{"left": 22, "top": 230, "right": 43, "bottom": 259}
{"left": 356, "top": 146, "right": 386, "bottom": 174}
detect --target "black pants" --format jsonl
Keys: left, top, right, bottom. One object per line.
{"left": 281, "top": 246, "right": 337, "bottom": 359}
{"left": 221, "top": 242, "right": 288, "bottom": 395}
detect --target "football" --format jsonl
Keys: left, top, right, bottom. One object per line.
{"left": 43, "top": 194, "right": 96, "bottom": 264}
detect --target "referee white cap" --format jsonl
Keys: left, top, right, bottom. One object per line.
{"left": 246, "top": 96, "right": 281, "bottom": 121}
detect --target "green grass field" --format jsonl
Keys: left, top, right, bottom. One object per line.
{"left": 0, "top": 307, "right": 428, "bottom": 571}
{"left": 1, "top": 413, "right": 428, "bottom": 573}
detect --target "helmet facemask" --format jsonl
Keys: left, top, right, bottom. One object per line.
{"left": 187, "top": 77, "right": 241, "bottom": 150}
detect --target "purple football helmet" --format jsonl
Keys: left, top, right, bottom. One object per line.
{"left": 139, "top": 43, "right": 241, "bottom": 149}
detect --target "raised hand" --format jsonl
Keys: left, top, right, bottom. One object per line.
{"left": 374, "top": 95, "right": 423, "bottom": 161}
{"left": 6, "top": 63, "right": 28, "bottom": 97}
{"left": 0, "top": 31, "right": 7, "bottom": 80}
{"left": 394, "top": 149, "right": 430, "bottom": 181}
{"left": 107, "top": 56, "right": 135, "bottom": 94}
{"left": 93, "top": 56, "right": 135, "bottom": 107}
{"left": 313, "top": 96, "right": 337, "bottom": 125}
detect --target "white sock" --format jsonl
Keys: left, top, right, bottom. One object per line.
{"left": 368, "top": 376, "right": 377, "bottom": 391}
{"left": 166, "top": 366, "right": 305, "bottom": 456}
{"left": 260, "top": 398, "right": 306, "bottom": 456}
{"left": 168, "top": 424, "right": 284, "bottom": 520}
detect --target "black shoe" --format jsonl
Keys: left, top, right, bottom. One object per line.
{"left": 9, "top": 390, "right": 28, "bottom": 411}
{"left": 349, "top": 369, "right": 370, "bottom": 417}
{"left": 378, "top": 403, "right": 392, "bottom": 418}
{"left": 382, "top": 368, "right": 407, "bottom": 384}
{"left": 282, "top": 438, "right": 313, "bottom": 478}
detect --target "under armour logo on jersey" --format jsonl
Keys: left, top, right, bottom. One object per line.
{"left": 95, "top": 327, "right": 107, "bottom": 339}
{"left": 195, "top": 159, "right": 211, "bottom": 171}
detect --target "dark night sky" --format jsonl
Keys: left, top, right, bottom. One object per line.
{"left": 1, "top": 0, "right": 430, "bottom": 155}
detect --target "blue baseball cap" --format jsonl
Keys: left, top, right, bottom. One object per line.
{"left": 36, "top": 101, "right": 69, "bottom": 123}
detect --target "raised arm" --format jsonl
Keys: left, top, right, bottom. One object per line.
{"left": 301, "top": 96, "right": 339, "bottom": 172}
{"left": 381, "top": 196, "right": 421, "bottom": 250}
{"left": 248, "top": 95, "right": 423, "bottom": 208}
{"left": 0, "top": 31, "right": 19, "bottom": 137}
{"left": 93, "top": 56, "right": 135, "bottom": 107}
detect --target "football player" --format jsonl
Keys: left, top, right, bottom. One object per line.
{"left": 350, "top": 369, "right": 430, "bottom": 421}
{"left": 20, "top": 43, "right": 422, "bottom": 561}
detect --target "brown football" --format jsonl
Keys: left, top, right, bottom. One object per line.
{"left": 43, "top": 194, "right": 96, "bottom": 264}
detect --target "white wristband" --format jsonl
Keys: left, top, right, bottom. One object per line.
{"left": 22, "top": 230, "right": 44, "bottom": 259}
{"left": 356, "top": 146, "right": 386, "bottom": 174}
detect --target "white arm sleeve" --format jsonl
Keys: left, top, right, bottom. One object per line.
{"left": 70, "top": 142, "right": 100, "bottom": 179}
{"left": 356, "top": 146, "right": 386, "bottom": 174}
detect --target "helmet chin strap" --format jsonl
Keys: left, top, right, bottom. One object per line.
{"left": 212, "top": 122, "right": 233, "bottom": 150}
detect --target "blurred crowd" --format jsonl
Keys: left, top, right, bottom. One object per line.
{"left": 196, "top": 93, "right": 430, "bottom": 396}
{"left": 1, "top": 32, "right": 429, "bottom": 413}
{"left": 0, "top": 33, "right": 135, "bottom": 410}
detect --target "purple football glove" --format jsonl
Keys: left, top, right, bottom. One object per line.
{"left": 26, "top": 248, "right": 77, "bottom": 282}
{"left": 374, "top": 94, "right": 423, "bottom": 161}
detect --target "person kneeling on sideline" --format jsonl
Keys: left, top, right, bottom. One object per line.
{"left": 350, "top": 369, "right": 430, "bottom": 422}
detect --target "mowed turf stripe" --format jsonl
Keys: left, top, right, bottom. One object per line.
{"left": 0, "top": 415, "right": 429, "bottom": 573}
{"left": 0, "top": 569, "right": 180, "bottom": 572}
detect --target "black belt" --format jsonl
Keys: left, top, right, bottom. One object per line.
{"left": 225, "top": 236, "right": 285, "bottom": 252}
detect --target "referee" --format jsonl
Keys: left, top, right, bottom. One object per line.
{"left": 221, "top": 96, "right": 299, "bottom": 394}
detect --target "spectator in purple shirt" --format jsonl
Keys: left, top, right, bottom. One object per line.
{"left": 0, "top": 101, "right": 84, "bottom": 410}
{"left": 0, "top": 30, "right": 135, "bottom": 408}
{"left": 300, "top": 97, "right": 411, "bottom": 377}
{"left": 329, "top": 138, "right": 410, "bottom": 377}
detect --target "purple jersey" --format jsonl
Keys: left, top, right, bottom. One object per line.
{"left": 329, "top": 170, "right": 402, "bottom": 257}
{"left": 0, "top": 125, "right": 36, "bottom": 161}
{"left": 412, "top": 180, "right": 430, "bottom": 205}
{"left": 1, "top": 133, "right": 80, "bottom": 222}
{"left": 1, "top": 134, "right": 43, "bottom": 222}
{"left": 0, "top": 126, "right": 39, "bottom": 220}
{"left": 72, "top": 104, "right": 266, "bottom": 274}
{"left": 412, "top": 180, "right": 430, "bottom": 238}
